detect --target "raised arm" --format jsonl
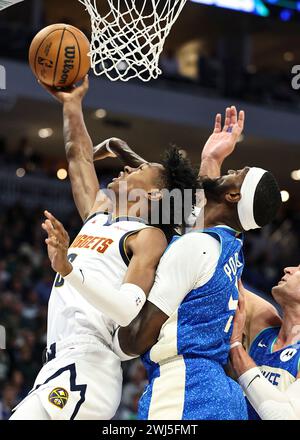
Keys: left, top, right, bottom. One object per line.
{"left": 199, "top": 106, "right": 245, "bottom": 178}
{"left": 39, "top": 78, "right": 148, "bottom": 221}
{"left": 39, "top": 77, "right": 107, "bottom": 221}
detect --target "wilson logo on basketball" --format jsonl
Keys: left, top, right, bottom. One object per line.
{"left": 58, "top": 46, "right": 76, "bottom": 86}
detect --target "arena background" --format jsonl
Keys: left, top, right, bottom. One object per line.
{"left": 0, "top": 0, "right": 300, "bottom": 419}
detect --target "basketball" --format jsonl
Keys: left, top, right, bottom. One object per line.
{"left": 29, "top": 24, "right": 90, "bottom": 88}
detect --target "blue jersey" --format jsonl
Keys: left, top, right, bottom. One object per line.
{"left": 248, "top": 326, "right": 300, "bottom": 420}
{"left": 139, "top": 226, "right": 248, "bottom": 420}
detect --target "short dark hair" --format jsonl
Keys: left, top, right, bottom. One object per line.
{"left": 155, "top": 146, "right": 199, "bottom": 232}
{"left": 253, "top": 172, "right": 282, "bottom": 227}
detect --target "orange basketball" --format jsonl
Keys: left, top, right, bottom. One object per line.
{"left": 29, "top": 24, "right": 90, "bottom": 88}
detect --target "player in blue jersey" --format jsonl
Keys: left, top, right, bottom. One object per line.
{"left": 230, "top": 268, "right": 300, "bottom": 420}
{"left": 113, "top": 161, "right": 281, "bottom": 419}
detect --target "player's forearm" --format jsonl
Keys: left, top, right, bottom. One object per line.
{"left": 199, "top": 156, "right": 221, "bottom": 178}
{"left": 231, "top": 345, "right": 300, "bottom": 419}
{"left": 230, "top": 344, "right": 257, "bottom": 377}
{"left": 63, "top": 266, "right": 147, "bottom": 327}
{"left": 63, "top": 100, "right": 93, "bottom": 163}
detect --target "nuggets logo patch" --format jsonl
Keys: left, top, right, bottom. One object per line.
{"left": 48, "top": 388, "right": 69, "bottom": 409}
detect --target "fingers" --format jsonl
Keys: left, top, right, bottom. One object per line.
{"left": 230, "top": 105, "right": 237, "bottom": 126}
{"left": 45, "top": 237, "right": 59, "bottom": 248}
{"left": 221, "top": 106, "right": 245, "bottom": 134}
{"left": 44, "top": 210, "right": 64, "bottom": 232}
{"left": 222, "top": 107, "right": 231, "bottom": 132}
{"left": 82, "top": 74, "right": 89, "bottom": 90}
{"left": 213, "top": 113, "right": 222, "bottom": 133}
{"left": 238, "top": 110, "right": 245, "bottom": 129}
{"left": 42, "top": 211, "right": 69, "bottom": 244}
{"left": 42, "top": 219, "right": 54, "bottom": 236}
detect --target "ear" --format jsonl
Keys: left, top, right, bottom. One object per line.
{"left": 225, "top": 191, "right": 241, "bottom": 204}
{"left": 145, "top": 189, "right": 163, "bottom": 202}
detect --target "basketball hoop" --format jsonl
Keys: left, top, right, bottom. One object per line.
{"left": 79, "top": 0, "right": 187, "bottom": 82}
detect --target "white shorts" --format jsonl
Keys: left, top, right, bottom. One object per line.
{"left": 11, "top": 335, "right": 122, "bottom": 420}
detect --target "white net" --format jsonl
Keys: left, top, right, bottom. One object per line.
{"left": 79, "top": 0, "right": 187, "bottom": 82}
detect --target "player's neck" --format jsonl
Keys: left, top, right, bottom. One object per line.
{"left": 112, "top": 201, "right": 147, "bottom": 222}
{"left": 203, "top": 202, "right": 240, "bottom": 231}
{"left": 276, "top": 306, "right": 300, "bottom": 348}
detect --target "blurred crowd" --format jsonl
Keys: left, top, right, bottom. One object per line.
{"left": 1, "top": 19, "right": 300, "bottom": 111}
{"left": 158, "top": 51, "right": 300, "bottom": 110}
{"left": 0, "top": 150, "right": 300, "bottom": 419}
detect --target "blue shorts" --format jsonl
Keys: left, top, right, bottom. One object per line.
{"left": 138, "top": 357, "right": 248, "bottom": 420}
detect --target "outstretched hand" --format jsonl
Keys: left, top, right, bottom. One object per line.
{"left": 202, "top": 106, "right": 245, "bottom": 166}
{"left": 38, "top": 75, "right": 89, "bottom": 105}
{"left": 42, "top": 210, "right": 72, "bottom": 276}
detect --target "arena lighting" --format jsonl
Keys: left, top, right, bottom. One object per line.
{"left": 291, "top": 170, "right": 300, "bottom": 181}
{"left": 38, "top": 128, "right": 53, "bottom": 139}
{"left": 16, "top": 168, "right": 26, "bottom": 178}
{"left": 280, "top": 8, "right": 293, "bottom": 20}
{"left": 190, "top": 0, "right": 300, "bottom": 17}
{"left": 281, "top": 190, "right": 290, "bottom": 202}
{"left": 190, "top": 0, "right": 269, "bottom": 16}
{"left": 57, "top": 169, "right": 68, "bottom": 180}
{"left": 94, "top": 109, "right": 107, "bottom": 119}
{"left": 284, "top": 51, "right": 295, "bottom": 62}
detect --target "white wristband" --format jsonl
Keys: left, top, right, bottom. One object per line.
{"left": 230, "top": 341, "right": 242, "bottom": 350}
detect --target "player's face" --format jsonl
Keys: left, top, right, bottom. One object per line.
{"left": 217, "top": 167, "right": 250, "bottom": 189}
{"left": 108, "top": 162, "right": 164, "bottom": 195}
{"left": 202, "top": 167, "right": 250, "bottom": 198}
{"left": 272, "top": 265, "right": 300, "bottom": 300}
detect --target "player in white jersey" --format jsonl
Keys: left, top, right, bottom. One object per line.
{"left": 10, "top": 77, "right": 199, "bottom": 420}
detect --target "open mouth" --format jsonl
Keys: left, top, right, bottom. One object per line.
{"left": 278, "top": 277, "right": 287, "bottom": 285}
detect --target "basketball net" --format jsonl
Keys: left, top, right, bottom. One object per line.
{"left": 79, "top": 0, "right": 187, "bottom": 82}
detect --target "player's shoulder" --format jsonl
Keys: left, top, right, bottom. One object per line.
{"left": 134, "top": 225, "right": 167, "bottom": 241}
{"left": 83, "top": 210, "right": 110, "bottom": 226}
{"left": 174, "top": 230, "right": 221, "bottom": 251}
{"left": 127, "top": 225, "right": 168, "bottom": 253}
{"left": 160, "top": 231, "right": 220, "bottom": 268}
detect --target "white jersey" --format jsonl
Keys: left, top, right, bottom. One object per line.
{"left": 47, "top": 212, "right": 149, "bottom": 349}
